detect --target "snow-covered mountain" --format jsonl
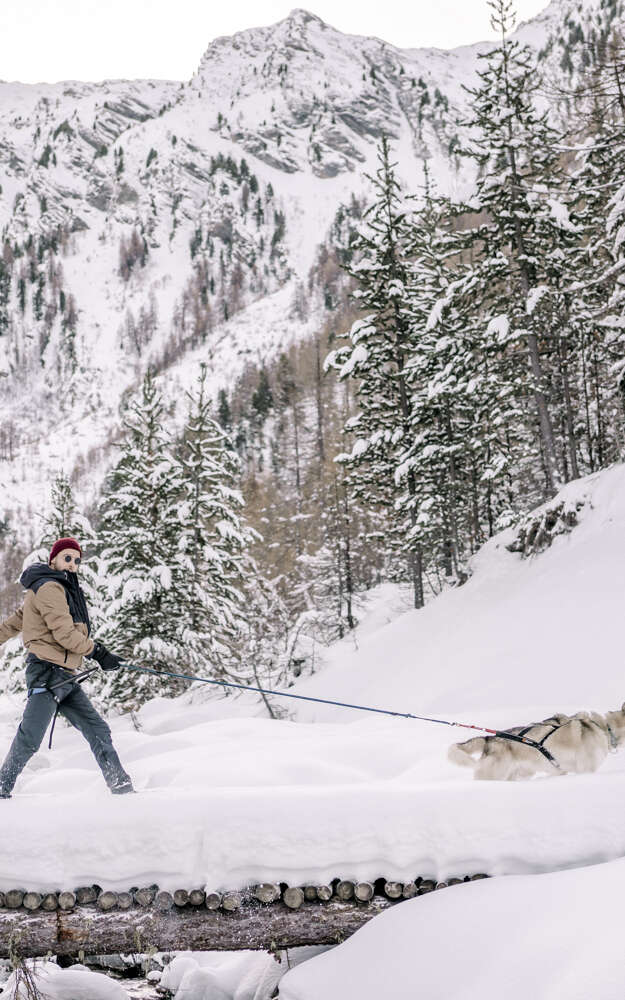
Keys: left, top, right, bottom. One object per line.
{"left": 0, "top": 0, "right": 620, "bottom": 549}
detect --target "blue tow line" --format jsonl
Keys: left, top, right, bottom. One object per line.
{"left": 116, "top": 662, "right": 560, "bottom": 768}
{"left": 47, "top": 660, "right": 559, "bottom": 766}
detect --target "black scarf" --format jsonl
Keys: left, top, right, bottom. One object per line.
{"left": 20, "top": 562, "right": 91, "bottom": 635}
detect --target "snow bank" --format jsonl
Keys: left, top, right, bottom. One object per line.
{"left": 160, "top": 951, "right": 281, "bottom": 1000}
{"left": 157, "top": 947, "right": 326, "bottom": 1000}
{"left": 280, "top": 857, "right": 625, "bottom": 1000}
{"left": 0, "top": 962, "right": 128, "bottom": 999}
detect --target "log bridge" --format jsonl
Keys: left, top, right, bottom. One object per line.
{"left": 0, "top": 874, "right": 489, "bottom": 959}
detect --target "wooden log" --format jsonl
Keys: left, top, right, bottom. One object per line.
{"left": 354, "top": 882, "right": 374, "bottom": 903}
{"left": 134, "top": 888, "right": 156, "bottom": 907}
{"left": 222, "top": 893, "right": 243, "bottom": 912}
{"left": 23, "top": 893, "right": 42, "bottom": 912}
{"left": 155, "top": 892, "right": 174, "bottom": 912}
{"left": 303, "top": 886, "right": 317, "bottom": 903}
{"left": 384, "top": 882, "right": 403, "bottom": 900}
{"left": 58, "top": 893, "right": 76, "bottom": 912}
{"left": 418, "top": 880, "right": 436, "bottom": 895}
{"left": 41, "top": 894, "right": 58, "bottom": 912}
{"left": 5, "top": 891, "right": 25, "bottom": 910}
{"left": 402, "top": 882, "right": 417, "bottom": 899}
{"left": 0, "top": 897, "right": 395, "bottom": 959}
{"left": 0, "top": 893, "right": 5, "bottom": 909}
{"left": 447, "top": 878, "right": 463, "bottom": 887}
{"left": 173, "top": 890, "right": 189, "bottom": 907}
{"left": 75, "top": 886, "right": 98, "bottom": 905}
{"left": 205, "top": 893, "right": 222, "bottom": 911}
{"left": 470, "top": 873, "right": 489, "bottom": 881}
{"left": 117, "top": 893, "right": 133, "bottom": 911}
{"left": 189, "top": 890, "right": 206, "bottom": 907}
{"left": 283, "top": 888, "right": 304, "bottom": 911}
{"left": 336, "top": 881, "right": 354, "bottom": 902}
{"left": 97, "top": 892, "right": 118, "bottom": 912}
{"left": 254, "top": 884, "right": 280, "bottom": 904}
{"left": 316, "top": 886, "right": 332, "bottom": 902}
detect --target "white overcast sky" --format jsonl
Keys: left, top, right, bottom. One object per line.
{"left": 0, "top": 0, "right": 549, "bottom": 85}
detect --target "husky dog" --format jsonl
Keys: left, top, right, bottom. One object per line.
{"left": 448, "top": 705, "right": 625, "bottom": 780}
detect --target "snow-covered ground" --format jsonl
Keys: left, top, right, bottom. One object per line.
{"left": 0, "top": 948, "right": 322, "bottom": 999}
{"left": 280, "top": 857, "right": 625, "bottom": 1000}
{"left": 2, "top": 462, "right": 625, "bottom": 997}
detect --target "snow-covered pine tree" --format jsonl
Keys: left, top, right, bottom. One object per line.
{"left": 396, "top": 165, "right": 516, "bottom": 586}
{"left": 593, "top": 151, "right": 625, "bottom": 440}
{"left": 458, "top": 0, "right": 573, "bottom": 497}
{"left": 174, "top": 364, "right": 260, "bottom": 681}
{"left": 326, "top": 135, "right": 424, "bottom": 607}
{"left": 97, "top": 370, "right": 187, "bottom": 705}
{"left": 564, "top": 113, "right": 625, "bottom": 468}
{"left": 34, "top": 472, "right": 109, "bottom": 635}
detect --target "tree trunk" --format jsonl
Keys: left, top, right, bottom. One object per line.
{"left": 591, "top": 338, "right": 605, "bottom": 466}
{"left": 0, "top": 899, "right": 394, "bottom": 960}
{"left": 580, "top": 328, "right": 595, "bottom": 471}
{"left": 392, "top": 329, "right": 424, "bottom": 609}
{"left": 505, "top": 134, "right": 560, "bottom": 494}
{"left": 556, "top": 334, "right": 580, "bottom": 481}
{"left": 614, "top": 61, "right": 625, "bottom": 116}
{"left": 339, "top": 473, "right": 355, "bottom": 630}
{"left": 444, "top": 405, "right": 462, "bottom": 574}
{"left": 315, "top": 335, "right": 326, "bottom": 467}
{"left": 525, "top": 328, "right": 559, "bottom": 494}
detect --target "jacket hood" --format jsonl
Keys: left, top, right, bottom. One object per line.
{"left": 20, "top": 562, "right": 71, "bottom": 592}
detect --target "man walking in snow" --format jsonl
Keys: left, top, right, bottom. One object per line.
{"left": 0, "top": 537, "right": 134, "bottom": 798}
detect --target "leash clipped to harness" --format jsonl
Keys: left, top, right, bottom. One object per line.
{"left": 118, "top": 662, "right": 561, "bottom": 770}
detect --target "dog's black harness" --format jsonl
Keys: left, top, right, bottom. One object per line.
{"left": 494, "top": 715, "right": 619, "bottom": 771}
{"left": 491, "top": 720, "right": 562, "bottom": 769}
{"left": 606, "top": 721, "right": 618, "bottom": 751}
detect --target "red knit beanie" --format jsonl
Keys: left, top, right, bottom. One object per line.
{"left": 49, "top": 537, "right": 82, "bottom": 564}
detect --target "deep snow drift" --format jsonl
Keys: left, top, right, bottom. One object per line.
{"left": 280, "top": 857, "right": 625, "bottom": 1000}
{"left": 0, "top": 963, "right": 128, "bottom": 999}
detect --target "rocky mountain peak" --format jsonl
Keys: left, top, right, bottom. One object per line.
{"left": 283, "top": 9, "right": 327, "bottom": 29}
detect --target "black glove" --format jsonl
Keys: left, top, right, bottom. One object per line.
{"left": 89, "top": 641, "right": 123, "bottom": 671}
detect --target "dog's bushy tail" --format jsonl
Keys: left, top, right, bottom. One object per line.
{"left": 448, "top": 736, "right": 485, "bottom": 769}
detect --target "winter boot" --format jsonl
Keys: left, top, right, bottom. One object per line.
{"left": 111, "top": 780, "right": 135, "bottom": 795}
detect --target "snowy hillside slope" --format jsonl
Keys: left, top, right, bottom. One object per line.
{"left": 289, "top": 461, "right": 625, "bottom": 723}
{"left": 1, "top": 463, "right": 625, "bottom": 894}
{"left": 0, "top": 0, "right": 619, "bottom": 548}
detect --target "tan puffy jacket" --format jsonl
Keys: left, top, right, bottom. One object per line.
{"left": 0, "top": 581, "right": 95, "bottom": 671}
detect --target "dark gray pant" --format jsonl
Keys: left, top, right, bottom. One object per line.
{"left": 0, "top": 683, "right": 131, "bottom": 795}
